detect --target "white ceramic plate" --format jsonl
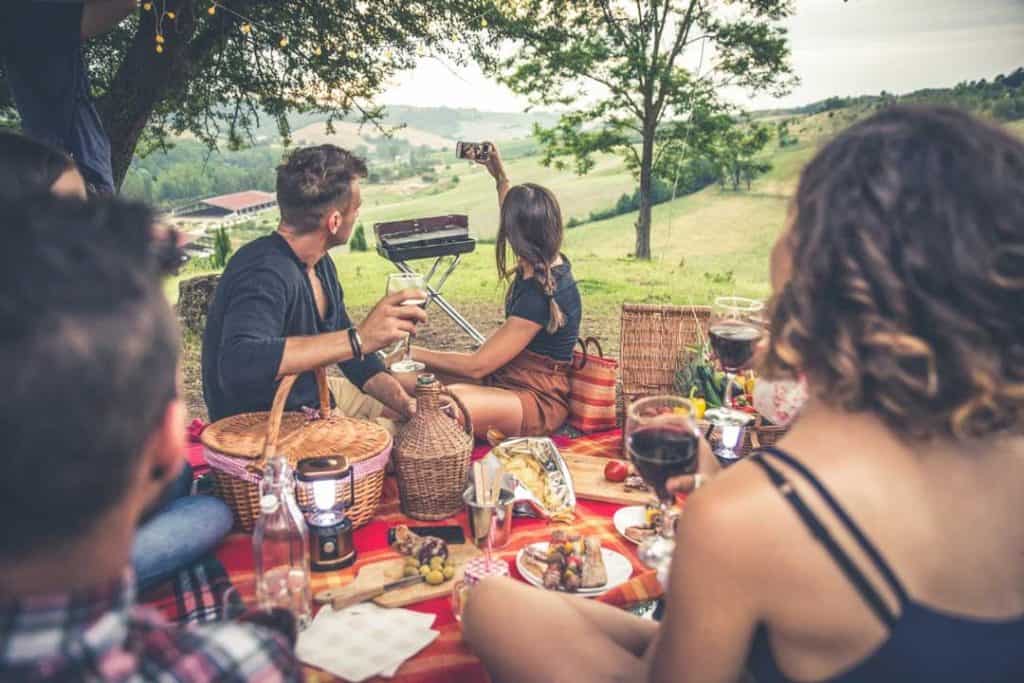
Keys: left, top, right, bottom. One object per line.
{"left": 613, "top": 505, "right": 651, "bottom": 545}
{"left": 515, "top": 542, "right": 633, "bottom": 597}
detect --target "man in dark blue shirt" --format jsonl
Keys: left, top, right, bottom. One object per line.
{"left": 1, "top": 1, "right": 135, "bottom": 195}
{"left": 202, "top": 145, "right": 426, "bottom": 422}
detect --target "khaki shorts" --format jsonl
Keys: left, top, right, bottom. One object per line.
{"left": 327, "top": 376, "right": 399, "bottom": 437}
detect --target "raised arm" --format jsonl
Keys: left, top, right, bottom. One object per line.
{"left": 81, "top": 0, "right": 137, "bottom": 40}
{"left": 475, "top": 142, "right": 510, "bottom": 207}
{"left": 411, "top": 316, "right": 541, "bottom": 381}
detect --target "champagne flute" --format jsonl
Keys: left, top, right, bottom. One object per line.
{"left": 385, "top": 272, "right": 427, "bottom": 374}
{"left": 625, "top": 396, "right": 700, "bottom": 574}
{"left": 705, "top": 296, "right": 764, "bottom": 464}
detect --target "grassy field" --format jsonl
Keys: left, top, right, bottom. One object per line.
{"left": 170, "top": 110, "right": 1024, "bottom": 418}
{"left": 169, "top": 110, "right": 1024, "bottom": 345}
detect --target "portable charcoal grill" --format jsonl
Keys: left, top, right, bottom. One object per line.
{"left": 373, "top": 214, "right": 484, "bottom": 345}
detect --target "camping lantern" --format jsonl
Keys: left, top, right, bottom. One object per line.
{"left": 295, "top": 456, "right": 357, "bottom": 571}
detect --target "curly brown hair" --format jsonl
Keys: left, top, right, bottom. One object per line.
{"left": 276, "top": 144, "right": 367, "bottom": 234}
{"left": 763, "top": 106, "right": 1024, "bottom": 440}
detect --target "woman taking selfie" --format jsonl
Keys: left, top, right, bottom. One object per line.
{"left": 405, "top": 144, "right": 582, "bottom": 438}
{"left": 463, "top": 106, "right": 1024, "bottom": 682}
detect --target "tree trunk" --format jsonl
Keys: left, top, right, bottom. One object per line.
{"left": 635, "top": 126, "right": 655, "bottom": 260}
{"left": 96, "top": 0, "right": 198, "bottom": 189}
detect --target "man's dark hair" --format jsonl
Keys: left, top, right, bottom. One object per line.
{"left": 276, "top": 144, "right": 368, "bottom": 234}
{"left": 0, "top": 197, "right": 180, "bottom": 557}
{"left": 0, "top": 130, "right": 77, "bottom": 202}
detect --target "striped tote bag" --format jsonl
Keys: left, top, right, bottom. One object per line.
{"left": 568, "top": 337, "right": 619, "bottom": 434}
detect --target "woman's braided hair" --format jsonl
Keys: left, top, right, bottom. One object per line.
{"left": 763, "top": 105, "right": 1024, "bottom": 441}
{"left": 496, "top": 183, "right": 567, "bottom": 334}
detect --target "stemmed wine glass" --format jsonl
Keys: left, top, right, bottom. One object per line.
{"left": 704, "top": 296, "right": 764, "bottom": 464}
{"left": 385, "top": 272, "right": 427, "bottom": 374}
{"left": 625, "top": 396, "right": 700, "bottom": 574}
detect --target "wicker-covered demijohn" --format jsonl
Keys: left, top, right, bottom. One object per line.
{"left": 393, "top": 374, "right": 473, "bottom": 520}
{"left": 200, "top": 367, "right": 392, "bottom": 531}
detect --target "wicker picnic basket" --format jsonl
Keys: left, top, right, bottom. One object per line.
{"left": 619, "top": 303, "right": 712, "bottom": 413}
{"left": 393, "top": 375, "right": 473, "bottom": 521}
{"left": 618, "top": 303, "right": 789, "bottom": 457}
{"left": 200, "top": 367, "right": 392, "bottom": 532}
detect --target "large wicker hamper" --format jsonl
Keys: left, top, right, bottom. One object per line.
{"left": 618, "top": 303, "right": 788, "bottom": 458}
{"left": 200, "top": 367, "right": 392, "bottom": 532}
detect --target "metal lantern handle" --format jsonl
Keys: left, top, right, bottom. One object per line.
{"left": 344, "top": 464, "right": 356, "bottom": 510}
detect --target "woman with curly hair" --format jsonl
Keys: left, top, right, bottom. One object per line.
{"left": 462, "top": 106, "right": 1024, "bottom": 682}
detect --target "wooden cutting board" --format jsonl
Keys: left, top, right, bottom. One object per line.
{"left": 563, "top": 453, "right": 653, "bottom": 506}
{"left": 337, "top": 543, "right": 481, "bottom": 609}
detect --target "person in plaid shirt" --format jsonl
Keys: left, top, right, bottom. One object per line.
{"left": 0, "top": 196, "right": 301, "bottom": 682}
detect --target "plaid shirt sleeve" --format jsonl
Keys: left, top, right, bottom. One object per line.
{"left": 0, "top": 572, "right": 302, "bottom": 683}
{"left": 133, "top": 617, "right": 303, "bottom": 682}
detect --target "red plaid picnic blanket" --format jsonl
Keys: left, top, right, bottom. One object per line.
{"left": 154, "top": 428, "right": 661, "bottom": 683}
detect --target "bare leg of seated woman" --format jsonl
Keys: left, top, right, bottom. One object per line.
{"left": 445, "top": 384, "right": 524, "bottom": 439}
{"left": 463, "top": 577, "right": 655, "bottom": 683}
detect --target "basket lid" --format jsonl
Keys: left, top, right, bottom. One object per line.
{"left": 202, "top": 412, "right": 391, "bottom": 464}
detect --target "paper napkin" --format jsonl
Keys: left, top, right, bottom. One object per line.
{"left": 296, "top": 603, "right": 438, "bottom": 682}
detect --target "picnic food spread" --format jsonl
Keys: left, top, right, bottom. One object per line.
{"left": 391, "top": 525, "right": 458, "bottom": 585}
{"left": 491, "top": 437, "right": 576, "bottom": 522}
{"left": 520, "top": 530, "right": 609, "bottom": 593}
{"left": 624, "top": 504, "right": 660, "bottom": 544}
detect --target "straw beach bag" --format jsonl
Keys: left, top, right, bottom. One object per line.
{"left": 200, "top": 367, "right": 392, "bottom": 532}
{"left": 568, "top": 337, "right": 619, "bottom": 434}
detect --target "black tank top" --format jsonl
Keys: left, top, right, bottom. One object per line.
{"left": 747, "top": 447, "right": 1024, "bottom": 683}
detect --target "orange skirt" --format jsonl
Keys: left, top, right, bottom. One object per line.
{"left": 486, "top": 349, "right": 571, "bottom": 436}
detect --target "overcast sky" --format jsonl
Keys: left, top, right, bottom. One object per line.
{"left": 378, "top": 0, "right": 1024, "bottom": 112}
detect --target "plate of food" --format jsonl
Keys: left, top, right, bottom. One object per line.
{"left": 515, "top": 530, "right": 633, "bottom": 597}
{"left": 614, "top": 504, "right": 667, "bottom": 545}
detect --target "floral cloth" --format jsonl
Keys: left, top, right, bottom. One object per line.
{"left": 753, "top": 376, "right": 808, "bottom": 427}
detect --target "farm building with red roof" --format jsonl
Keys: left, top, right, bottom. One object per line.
{"left": 177, "top": 190, "right": 277, "bottom": 219}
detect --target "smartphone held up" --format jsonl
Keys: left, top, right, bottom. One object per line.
{"left": 456, "top": 141, "right": 492, "bottom": 162}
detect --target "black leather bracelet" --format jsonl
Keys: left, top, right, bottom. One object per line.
{"left": 347, "top": 326, "right": 364, "bottom": 361}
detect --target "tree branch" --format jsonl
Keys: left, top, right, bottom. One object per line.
{"left": 652, "top": 0, "right": 702, "bottom": 123}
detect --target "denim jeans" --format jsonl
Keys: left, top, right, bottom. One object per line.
{"left": 133, "top": 463, "right": 234, "bottom": 592}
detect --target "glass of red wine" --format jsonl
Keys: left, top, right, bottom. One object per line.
{"left": 625, "top": 396, "right": 700, "bottom": 573}
{"left": 705, "top": 296, "right": 764, "bottom": 464}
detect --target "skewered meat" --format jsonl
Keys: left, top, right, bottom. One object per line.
{"left": 543, "top": 564, "right": 562, "bottom": 590}
{"left": 581, "top": 537, "right": 608, "bottom": 588}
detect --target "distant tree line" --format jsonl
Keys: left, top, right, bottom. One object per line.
{"left": 120, "top": 140, "right": 278, "bottom": 207}
{"left": 760, "top": 67, "right": 1024, "bottom": 122}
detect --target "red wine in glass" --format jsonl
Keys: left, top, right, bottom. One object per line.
{"left": 709, "top": 321, "right": 763, "bottom": 372}
{"left": 627, "top": 426, "right": 699, "bottom": 502}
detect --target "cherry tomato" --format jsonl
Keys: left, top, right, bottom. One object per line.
{"left": 604, "top": 460, "right": 628, "bottom": 482}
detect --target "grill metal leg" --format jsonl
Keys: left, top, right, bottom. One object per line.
{"left": 394, "top": 259, "right": 485, "bottom": 346}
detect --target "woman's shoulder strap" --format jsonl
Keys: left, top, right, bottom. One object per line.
{"left": 749, "top": 447, "right": 910, "bottom": 626}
